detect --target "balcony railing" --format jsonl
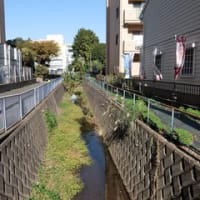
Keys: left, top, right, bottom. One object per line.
{"left": 124, "top": 8, "right": 142, "bottom": 24}
{"left": 129, "top": 0, "right": 145, "bottom": 3}
{"left": 123, "top": 39, "right": 143, "bottom": 52}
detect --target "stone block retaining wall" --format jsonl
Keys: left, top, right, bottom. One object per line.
{"left": 84, "top": 79, "right": 200, "bottom": 200}
{"left": 0, "top": 84, "right": 65, "bottom": 199}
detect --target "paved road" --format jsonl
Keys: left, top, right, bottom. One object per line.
{"left": 0, "top": 81, "right": 48, "bottom": 132}
{"left": 0, "top": 82, "right": 45, "bottom": 97}
{"left": 150, "top": 103, "right": 200, "bottom": 150}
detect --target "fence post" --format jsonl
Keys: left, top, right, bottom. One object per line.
{"left": 133, "top": 93, "right": 136, "bottom": 109}
{"left": 19, "top": 95, "right": 23, "bottom": 119}
{"left": 171, "top": 107, "right": 175, "bottom": 133}
{"left": 147, "top": 99, "right": 150, "bottom": 123}
{"left": 123, "top": 90, "right": 126, "bottom": 99}
{"left": 116, "top": 88, "right": 119, "bottom": 97}
{"left": 34, "top": 88, "right": 37, "bottom": 107}
{"left": 3, "top": 98, "right": 7, "bottom": 131}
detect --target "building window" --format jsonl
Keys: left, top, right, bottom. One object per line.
{"left": 115, "top": 34, "right": 119, "bottom": 45}
{"left": 182, "top": 47, "right": 194, "bottom": 75}
{"left": 133, "top": 54, "right": 140, "bottom": 62}
{"left": 155, "top": 54, "right": 162, "bottom": 70}
{"left": 116, "top": 7, "right": 119, "bottom": 18}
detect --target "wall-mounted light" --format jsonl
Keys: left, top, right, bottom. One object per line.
{"left": 192, "top": 43, "right": 196, "bottom": 48}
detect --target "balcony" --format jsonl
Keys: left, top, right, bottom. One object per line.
{"left": 129, "top": 0, "right": 145, "bottom": 3}
{"left": 123, "top": 36, "right": 143, "bottom": 53}
{"left": 124, "top": 8, "right": 142, "bottom": 24}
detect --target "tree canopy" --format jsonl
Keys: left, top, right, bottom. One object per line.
{"left": 32, "top": 41, "right": 59, "bottom": 66}
{"left": 6, "top": 38, "right": 60, "bottom": 78}
{"left": 72, "top": 28, "right": 99, "bottom": 66}
{"left": 71, "top": 28, "right": 106, "bottom": 75}
{"left": 91, "top": 43, "right": 106, "bottom": 67}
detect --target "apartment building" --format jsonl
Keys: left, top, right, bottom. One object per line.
{"left": 46, "top": 34, "right": 67, "bottom": 75}
{"left": 106, "top": 0, "right": 144, "bottom": 78}
{"left": 66, "top": 44, "right": 73, "bottom": 68}
{"left": 141, "top": 0, "right": 200, "bottom": 84}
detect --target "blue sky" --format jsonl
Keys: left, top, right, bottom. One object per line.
{"left": 5, "top": 0, "right": 106, "bottom": 44}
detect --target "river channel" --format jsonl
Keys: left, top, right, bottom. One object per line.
{"left": 73, "top": 132, "right": 130, "bottom": 200}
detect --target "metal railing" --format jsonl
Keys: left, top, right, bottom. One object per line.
{"left": 0, "top": 78, "right": 63, "bottom": 133}
{"left": 86, "top": 77, "right": 200, "bottom": 150}
{"left": 124, "top": 79, "right": 200, "bottom": 96}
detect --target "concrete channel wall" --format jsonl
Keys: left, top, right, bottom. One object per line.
{"left": 0, "top": 84, "right": 65, "bottom": 199}
{"left": 83, "top": 79, "right": 200, "bottom": 200}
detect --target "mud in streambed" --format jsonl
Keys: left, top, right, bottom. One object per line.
{"left": 73, "top": 132, "right": 130, "bottom": 200}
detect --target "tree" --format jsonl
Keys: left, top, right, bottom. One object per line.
{"left": 91, "top": 43, "right": 106, "bottom": 67}
{"left": 72, "top": 28, "right": 99, "bottom": 68}
{"left": 34, "top": 64, "right": 49, "bottom": 79}
{"left": 32, "top": 41, "right": 59, "bottom": 66}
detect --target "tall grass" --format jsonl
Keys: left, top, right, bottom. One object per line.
{"left": 30, "top": 93, "right": 91, "bottom": 200}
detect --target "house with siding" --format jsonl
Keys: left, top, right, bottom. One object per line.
{"left": 139, "top": 0, "right": 200, "bottom": 106}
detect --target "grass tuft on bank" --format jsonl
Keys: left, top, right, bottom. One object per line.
{"left": 30, "top": 92, "right": 92, "bottom": 200}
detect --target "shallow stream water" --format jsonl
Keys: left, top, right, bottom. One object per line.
{"left": 73, "top": 132, "right": 130, "bottom": 200}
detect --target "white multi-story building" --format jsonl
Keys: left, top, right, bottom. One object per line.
{"left": 0, "top": 44, "right": 32, "bottom": 83}
{"left": 46, "top": 34, "right": 67, "bottom": 75}
{"left": 106, "top": 0, "right": 144, "bottom": 78}
{"left": 66, "top": 44, "right": 73, "bottom": 68}
{"left": 0, "top": 0, "right": 32, "bottom": 84}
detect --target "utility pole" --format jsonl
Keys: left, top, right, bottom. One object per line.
{"left": 0, "top": 0, "right": 6, "bottom": 43}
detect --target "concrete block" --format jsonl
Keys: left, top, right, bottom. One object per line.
{"left": 159, "top": 145, "right": 166, "bottom": 160}
{"left": 164, "top": 153, "right": 174, "bottom": 168}
{"left": 172, "top": 176, "right": 181, "bottom": 196}
{"left": 171, "top": 161, "right": 183, "bottom": 177}
{"left": 159, "top": 160, "right": 165, "bottom": 176}
{"left": 182, "top": 159, "right": 193, "bottom": 171}
{"left": 158, "top": 176, "right": 165, "bottom": 190}
{"left": 164, "top": 168, "right": 172, "bottom": 186}
{"left": 182, "top": 187, "right": 192, "bottom": 200}
{"left": 192, "top": 183, "right": 200, "bottom": 199}
{"left": 0, "top": 175, "right": 5, "bottom": 193}
{"left": 174, "top": 153, "right": 183, "bottom": 163}
{"left": 181, "top": 170, "right": 195, "bottom": 187}
{"left": 194, "top": 166, "right": 200, "bottom": 181}
{"left": 163, "top": 185, "right": 173, "bottom": 199}
{"left": 0, "top": 163, "right": 4, "bottom": 175}
{"left": 142, "top": 188, "right": 150, "bottom": 200}
{"left": 156, "top": 189, "right": 163, "bottom": 200}
{"left": 5, "top": 184, "right": 13, "bottom": 197}
{"left": 144, "top": 173, "right": 150, "bottom": 189}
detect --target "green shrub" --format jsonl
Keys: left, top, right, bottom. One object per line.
{"left": 106, "top": 74, "right": 124, "bottom": 87}
{"left": 44, "top": 109, "right": 57, "bottom": 132}
{"left": 149, "top": 112, "right": 165, "bottom": 131}
{"left": 179, "top": 106, "right": 200, "bottom": 118}
{"left": 174, "top": 128, "right": 193, "bottom": 146}
{"left": 186, "top": 108, "right": 200, "bottom": 117}
{"left": 30, "top": 184, "right": 61, "bottom": 200}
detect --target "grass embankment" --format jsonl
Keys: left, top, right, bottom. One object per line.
{"left": 30, "top": 92, "right": 92, "bottom": 200}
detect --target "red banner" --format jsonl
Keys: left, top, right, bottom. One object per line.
{"left": 174, "top": 35, "right": 186, "bottom": 80}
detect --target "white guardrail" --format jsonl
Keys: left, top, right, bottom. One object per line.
{"left": 0, "top": 78, "right": 63, "bottom": 132}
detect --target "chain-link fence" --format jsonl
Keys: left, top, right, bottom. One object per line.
{"left": 0, "top": 78, "right": 63, "bottom": 133}
{"left": 87, "top": 77, "right": 200, "bottom": 151}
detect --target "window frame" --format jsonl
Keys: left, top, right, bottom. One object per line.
{"left": 181, "top": 46, "right": 195, "bottom": 77}
{"left": 155, "top": 54, "right": 162, "bottom": 71}
{"left": 116, "top": 7, "right": 119, "bottom": 19}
